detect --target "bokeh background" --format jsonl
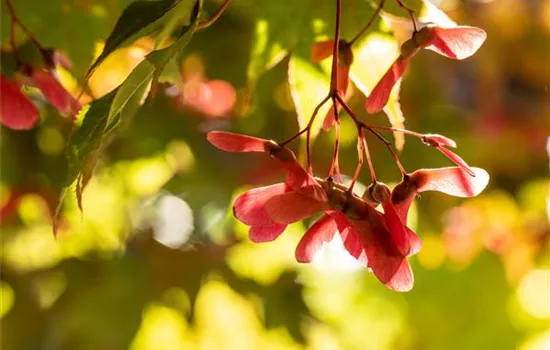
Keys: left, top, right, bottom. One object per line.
{"left": 1, "top": 0, "right": 549, "bottom": 349}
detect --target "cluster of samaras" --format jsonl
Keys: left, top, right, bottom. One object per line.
{"left": 207, "top": 4, "right": 489, "bottom": 291}
{"left": 208, "top": 132, "right": 488, "bottom": 291}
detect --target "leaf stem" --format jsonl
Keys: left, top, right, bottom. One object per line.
{"left": 196, "top": 0, "right": 233, "bottom": 30}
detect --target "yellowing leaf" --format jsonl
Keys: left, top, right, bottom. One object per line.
{"left": 288, "top": 54, "right": 332, "bottom": 142}
{"left": 349, "top": 33, "right": 406, "bottom": 151}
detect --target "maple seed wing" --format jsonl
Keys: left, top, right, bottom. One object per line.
{"left": 436, "top": 146, "right": 476, "bottom": 176}
{"left": 311, "top": 40, "right": 335, "bottom": 62}
{"left": 425, "top": 26, "right": 487, "bottom": 60}
{"left": 233, "top": 183, "right": 288, "bottom": 226}
{"left": 31, "top": 69, "right": 81, "bottom": 116}
{"left": 249, "top": 224, "right": 287, "bottom": 243}
{"left": 295, "top": 214, "right": 337, "bottom": 262}
{"left": 382, "top": 200, "right": 411, "bottom": 256}
{"left": 366, "top": 55, "right": 410, "bottom": 113}
{"left": 207, "top": 131, "right": 269, "bottom": 152}
{"left": 0, "top": 75, "right": 40, "bottom": 130}
{"left": 414, "top": 167, "right": 489, "bottom": 197}
{"left": 264, "top": 191, "right": 326, "bottom": 224}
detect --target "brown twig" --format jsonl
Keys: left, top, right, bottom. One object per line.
{"left": 349, "top": 0, "right": 385, "bottom": 46}
{"left": 196, "top": 0, "right": 233, "bottom": 30}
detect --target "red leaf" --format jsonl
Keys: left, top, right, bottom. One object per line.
{"left": 0, "top": 75, "right": 39, "bottom": 130}
{"left": 365, "top": 55, "right": 411, "bottom": 113}
{"left": 412, "top": 167, "right": 489, "bottom": 197}
{"left": 295, "top": 214, "right": 337, "bottom": 262}
{"left": 311, "top": 40, "right": 335, "bottom": 62}
{"left": 425, "top": 26, "right": 487, "bottom": 60}
{"left": 207, "top": 131, "right": 270, "bottom": 152}
{"left": 30, "top": 69, "right": 81, "bottom": 116}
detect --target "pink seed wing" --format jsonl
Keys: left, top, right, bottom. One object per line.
{"left": 436, "top": 146, "right": 476, "bottom": 176}
{"left": 233, "top": 183, "right": 289, "bottom": 226}
{"left": 311, "top": 40, "right": 335, "bottom": 62}
{"left": 407, "top": 227, "right": 422, "bottom": 256}
{"left": 0, "top": 75, "right": 39, "bottom": 130}
{"left": 413, "top": 167, "right": 489, "bottom": 197}
{"left": 249, "top": 224, "right": 287, "bottom": 243}
{"left": 334, "top": 213, "right": 368, "bottom": 265}
{"left": 31, "top": 69, "right": 81, "bottom": 116}
{"left": 425, "top": 26, "right": 487, "bottom": 60}
{"left": 207, "top": 131, "right": 269, "bottom": 152}
{"left": 264, "top": 189, "right": 327, "bottom": 224}
{"left": 382, "top": 200, "right": 410, "bottom": 256}
{"left": 295, "top": 214, "right": 337, "bottom": 262}
{"left": 424, "top": 133, "right": 457, "bottom": 148}
{"left": 352, "top": 218, "right": 414, "bottom": 292}
{"left": 365, "top": 55, "right": 410, "bottom": 113}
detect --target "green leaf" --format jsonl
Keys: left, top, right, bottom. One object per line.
{"left": 147, "top": 0, "right": 200, "bottom": 88}
{"left": 66, "top": 90, "right": 117, "bottom": 200}
{"left": 108, "top": 60, "right": 155, "bottom": 127}
{"left": 58, "top": 0, "right": 202, "bottom": 221}
{"left": 350, "top": 33, "right": 406, "bottom": 151}
{"left": 86, "top": 0, "right": 183, "bottom": 79}
{"left": 247, "top": 0, "right": 312, "bottom": 87}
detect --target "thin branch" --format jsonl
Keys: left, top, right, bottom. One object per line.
{"left": 329, "top": 0, "right": 342, "bottom": 92}
{"left": 328, "top": 100, "right": 342, "bottom": 179}
{"left": 196, "top": 0, "right": 233, "bottom": 30}
{"left": 348, "top": 130, "right": 364, "bottom": 192}
{"left": 349, "top": 0, "right": 385, "bottom": 46}
{"left": 361, "top": 128, "right": 377, "bottom": 182}
{"left": 365, "top": 128, "right": 407, "bottom": 175}
{"left": 395, "top": 0, "right": 417, "bottom": 32}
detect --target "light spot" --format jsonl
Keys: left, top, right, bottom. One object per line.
{"left": 517, "top": 269, "right": 550, "bottom": 319}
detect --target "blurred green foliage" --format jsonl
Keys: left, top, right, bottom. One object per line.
{"left": 1, "top": 0, "right": 549, "bottom": 349}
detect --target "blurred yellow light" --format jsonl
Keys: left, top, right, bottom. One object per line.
{"left": 0, "top": 282, "right": 15, "bottom": 318}
{"left": 227, "top": 222, "right": 303, "bottom": 286}
{"left": 165, "top": 140, "right": 195, "bottom": 173}
{"left": 37, "top": 126, "right": 65, "bottom": 156}
{"left": 126, "top": 156, "right": 174, "bottom": 196}
{"left": 517, "top": 269, "right": 550, "bottom": 319}
{"left": 2, "top": 226, "right": 62, "bottom": 273}
{"left": 194, "top": 279, "right": 261, "bottom": 350}
{"left": 417, "top": 234, "right": 446, "bottom": 270}
{"left": 130, "top": 304, "right": 190, "bottom": 350}
{"left": 518, "top": 329, "right": 550, "bottom": 350}
{"left": 17, "top": 194, "right": 49, "bottom": 225}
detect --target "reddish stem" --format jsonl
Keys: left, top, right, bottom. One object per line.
{"left": 329, "top": 0, "right": 342, "bottom": 92}
{"left": 361, "top": 128, "right": 377, "bottom": 182}
{"left": 395, "top": 0, "right": 417, "bottom": 32}
{"left": 349, "top": 0, "right": 385, "bottom": 46}
{"left": 328, "top": 100, "right": 341, "bottom": 179}
{"left": 348, "top": 131, "right": 364, "bottom": 193}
